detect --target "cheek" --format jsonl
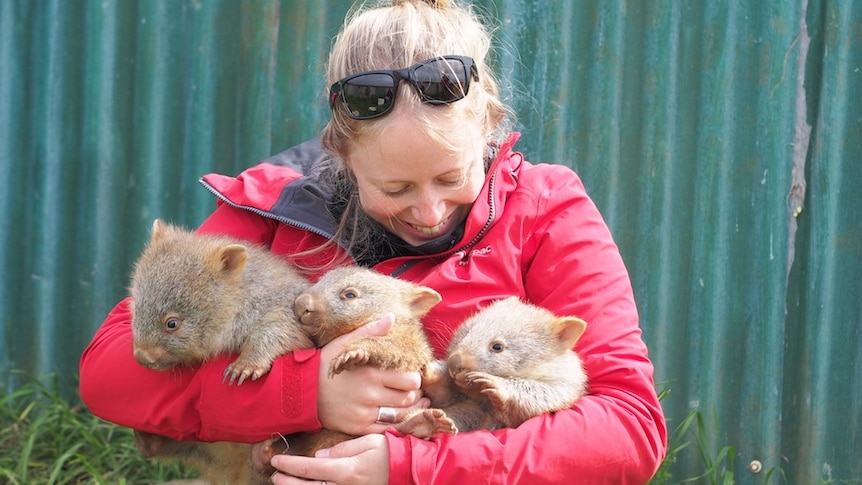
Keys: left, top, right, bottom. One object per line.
{"left": 357, "top": 187, "right": 402, "bottom": 221}
{"left": 461, "top": 177, "right": 485, "bottom": 204}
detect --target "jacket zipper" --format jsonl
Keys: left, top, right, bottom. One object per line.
{"left": 390, "top": 171, "right": 498, "bottom": 277}
{"left": 198, "top": 178, "right": 337, "bottom": 242}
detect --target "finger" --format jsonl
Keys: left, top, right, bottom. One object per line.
{"left": 354, "top": 312, "right": 394, "bottom": 337}
{"left": 322, "top": 313, "right": 394, "bottom": 355}
{"left": 315, "top": 433, "right": 380, "bottom": 458}
{"left": 270, "top": 454, "right": 326, "bottom": 483}
{"left": 378, "top": 368, "right": 422, "bottom": 392}
{"left": 377, "top": 386, "right": 427, "bottom": 408}
{"left": 366, "top": 397, "right": 431, "bottom": 434}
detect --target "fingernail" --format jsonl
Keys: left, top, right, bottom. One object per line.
{"left": 315, "top": 447, "right": 331, "bottom": 458}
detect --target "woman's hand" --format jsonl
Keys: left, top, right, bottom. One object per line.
{"left": 317, "top": 313, "right": 429, "bottom": 436}
{"left": 270, "top": 434, "right": 389, "bottom": 485}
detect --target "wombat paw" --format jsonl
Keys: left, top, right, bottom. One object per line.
{"left": 464, "top": 371, "right": 496, "bottom": 389}
{"left": 251, "top": 435, "right": 289, "bottom": 475}
{"left": 223, "top": 360, "right": 271, "bottom": 385}
{"left": 466, "top": 372, "right": 508, "bottom": 407}
{"left": 395, "top": 409, "right": 458, "bottom": 439}
{"left": 328, "top": 349, "right": 370, "bottom": 377}
{"left": 421, "top": 360, "right": 449, "bottom": 385}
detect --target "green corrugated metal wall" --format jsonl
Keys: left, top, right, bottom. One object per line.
{"left": 1, "top": 1, "right": 859, "bottom": 482}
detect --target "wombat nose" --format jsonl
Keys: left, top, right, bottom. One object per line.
{"left": 447, "top": 350, "right": 477, "bottom": 376}
{"left": 295, "top": 293, "right": 319, "bottom": 324}
{"left": 295, "top": 294, "right": 311, "bottom": 316}
{"left": 133, "top": 348, "right": 157, "bottom": 368}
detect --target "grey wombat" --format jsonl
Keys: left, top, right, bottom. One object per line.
{"left": 129, "top": 219, "right": 314, "bottom": 385}
{"left": 396, "top": 297, "right": 589, "bottom": 438}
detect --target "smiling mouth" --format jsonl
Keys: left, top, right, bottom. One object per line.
{"left": 408, "top": 217, "right": 450, "bottom": 236}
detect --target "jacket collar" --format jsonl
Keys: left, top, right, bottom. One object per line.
{"left": 199, "top": 133, "right": 523, "bottom": 260}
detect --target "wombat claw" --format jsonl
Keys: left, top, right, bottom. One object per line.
{"left": 466, "top": 372, "right": 508, "bottom": 408}
{"left": 223, "top": 361, "right": 269, "bottom": 385}
{"left": 328, "top": 349, "right": 370, "bottom": 377}
{"left": 396, "top": 408, "right": 458, "bottom": 439}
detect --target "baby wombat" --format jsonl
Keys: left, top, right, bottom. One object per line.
{"left": 396, "top": 297, "right": 589, "bottom": 438}
{"left": 130, "top": 219, "right": 315, "bottom": 385}
{"left": 250, "top": 266, "right": 442, "bottom": 472}
{"left": 295, "top": 265, "right": 442, "bottom": 375}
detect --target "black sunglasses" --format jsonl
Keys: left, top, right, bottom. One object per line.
{"left": 329, "top": 55, "right": 478, "bottom": 120}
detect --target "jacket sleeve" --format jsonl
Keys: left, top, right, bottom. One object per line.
{"left": 78, "top": 203, "right": 322, "bottom": 443}
{"left": 386, "top": 166, "right": 667, "bottom": 484}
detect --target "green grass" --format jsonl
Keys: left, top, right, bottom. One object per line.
{"left": 648, "top": 386, "right": 788, "bottom": 485}
{"left": 0, "top": 372, "right": 194, "bottom": 485}
{"left": 0, "top": 372, "right": 794, "bottom": 485}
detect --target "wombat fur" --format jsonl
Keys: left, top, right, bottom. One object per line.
{"left": 128, "top": 219, "right": 316, "bottom": 483}
{"left": 395, "top": 297, "right": 589, "bottom": 438}
{"left": 295, "top": 265, "right": 441, "bottom": 375}
{"left": 250, "top": 266, "right": 442, "bottom": 473}
{"left": 129, "top": 219, "right": 314, "bottom": 385}
{"left": 134, "top": 431, "right": 267, "bottom": 485}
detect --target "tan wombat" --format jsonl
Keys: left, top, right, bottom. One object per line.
{"left": 250, "top": 265, "right": 442, "bottom": 473}
{"left": 395, "top": 297, "right": 589, "bottom": 438}
{"left": 295, "top": 265, "right": 441, "bottom": 375}
{"left": 129, "top": 219, "right": 314, "bottom": 385}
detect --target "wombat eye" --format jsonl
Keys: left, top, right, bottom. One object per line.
{"left": 340, "top": 287, "right": 360, "bottom": 300}
{"left": 490, "top": 340, "right": 506, "bottom": 353}
{"left": 162, "top": 317, "right": 182, "bottom": 333}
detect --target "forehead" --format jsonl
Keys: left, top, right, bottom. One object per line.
{"left": 348, "top": 110, "right": 484, "bottom": 183}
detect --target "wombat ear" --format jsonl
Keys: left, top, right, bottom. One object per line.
{"left": 150, "top": 219, "right": 167, "bottom": 242}
{"left": 211, "top": 244, "right": 249, "bottom": 275}
{"left": 408, "top": 288, "right": 443, "bottom": 317}
{"left": 555, "top": 316, "right": 587, "bottom": 349}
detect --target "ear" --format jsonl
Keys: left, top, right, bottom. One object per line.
{"left": 150, "top": 219, "right": 168, "bottom": 243}
{"left": 554, "top": 316, "right": 587, "bottom": 349}
{"left": 209, "top": 244, "right": 248, "bottom": 277}
{"left": 408, "top": 287, "right": 443, "bottom": 317}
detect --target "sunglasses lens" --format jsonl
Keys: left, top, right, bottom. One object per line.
{"left": 412, "top": 57, "right": 470, "bottom": 103}
{"left": 331, "top": 56, "right": 475, "bottom": 119}
{"left": 339, "top": 73, "right": 397, "bottom": 118}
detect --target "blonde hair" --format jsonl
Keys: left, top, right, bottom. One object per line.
{"left": 309, "top": 0, "right": 512, "bottom": 267}
{"left": 321, "top": 0, "right": 511, "bottom": 159}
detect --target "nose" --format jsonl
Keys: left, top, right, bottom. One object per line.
{"left": 295, "top": 293, "right": 315, "bottom": 323}
{"left": 133, "top": 345, "right": 170, "bottom": 369}
{"left": 447, "top": 349, "right": 477, "bottom": 376}
{"left": 410, "top": 189, "right": 447, "bottom": 226}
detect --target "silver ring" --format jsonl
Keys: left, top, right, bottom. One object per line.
{"left": 321, "top": 482, "right": 327, "bottom": 485}
{"left": 376, "top": 406, "right": 397, "bottom": 424}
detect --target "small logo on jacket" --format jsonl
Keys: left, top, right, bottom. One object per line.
{"left": 457, "top": 245, "right": 492, "bottom": 265}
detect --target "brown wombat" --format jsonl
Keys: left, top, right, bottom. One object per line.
{"left": 129, "top": 219, "right": 314, "bottom": 385}
{"left": 250, "top": 266, "right": 442, "bottom": 473}
{"left": 395, "top": 297, "right": 589, "bottom": 438}
{"left": 295, "top": 265, "right": 442, "bottom": 375}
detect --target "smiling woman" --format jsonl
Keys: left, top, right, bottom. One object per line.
{"left": 348, "top": 107, "right": 486, "bottom": 246}
{"left": 79, "top": 1, "right": 667, "bottom": 484}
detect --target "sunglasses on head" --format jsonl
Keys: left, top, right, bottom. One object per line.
{"left": 329, "top": 55, "right": 478, "bottom": 120}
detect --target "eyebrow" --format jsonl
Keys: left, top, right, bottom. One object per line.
{"left": 374, "top": 168, "right": 465, "bottom": 186}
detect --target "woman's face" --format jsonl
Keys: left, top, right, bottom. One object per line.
{"left": 347, "top": 110, "right": 487, "bottom": 247}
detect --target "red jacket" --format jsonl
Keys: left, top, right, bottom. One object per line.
{"left": 80, "top": 134, "right": 666, "bottom": 484}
